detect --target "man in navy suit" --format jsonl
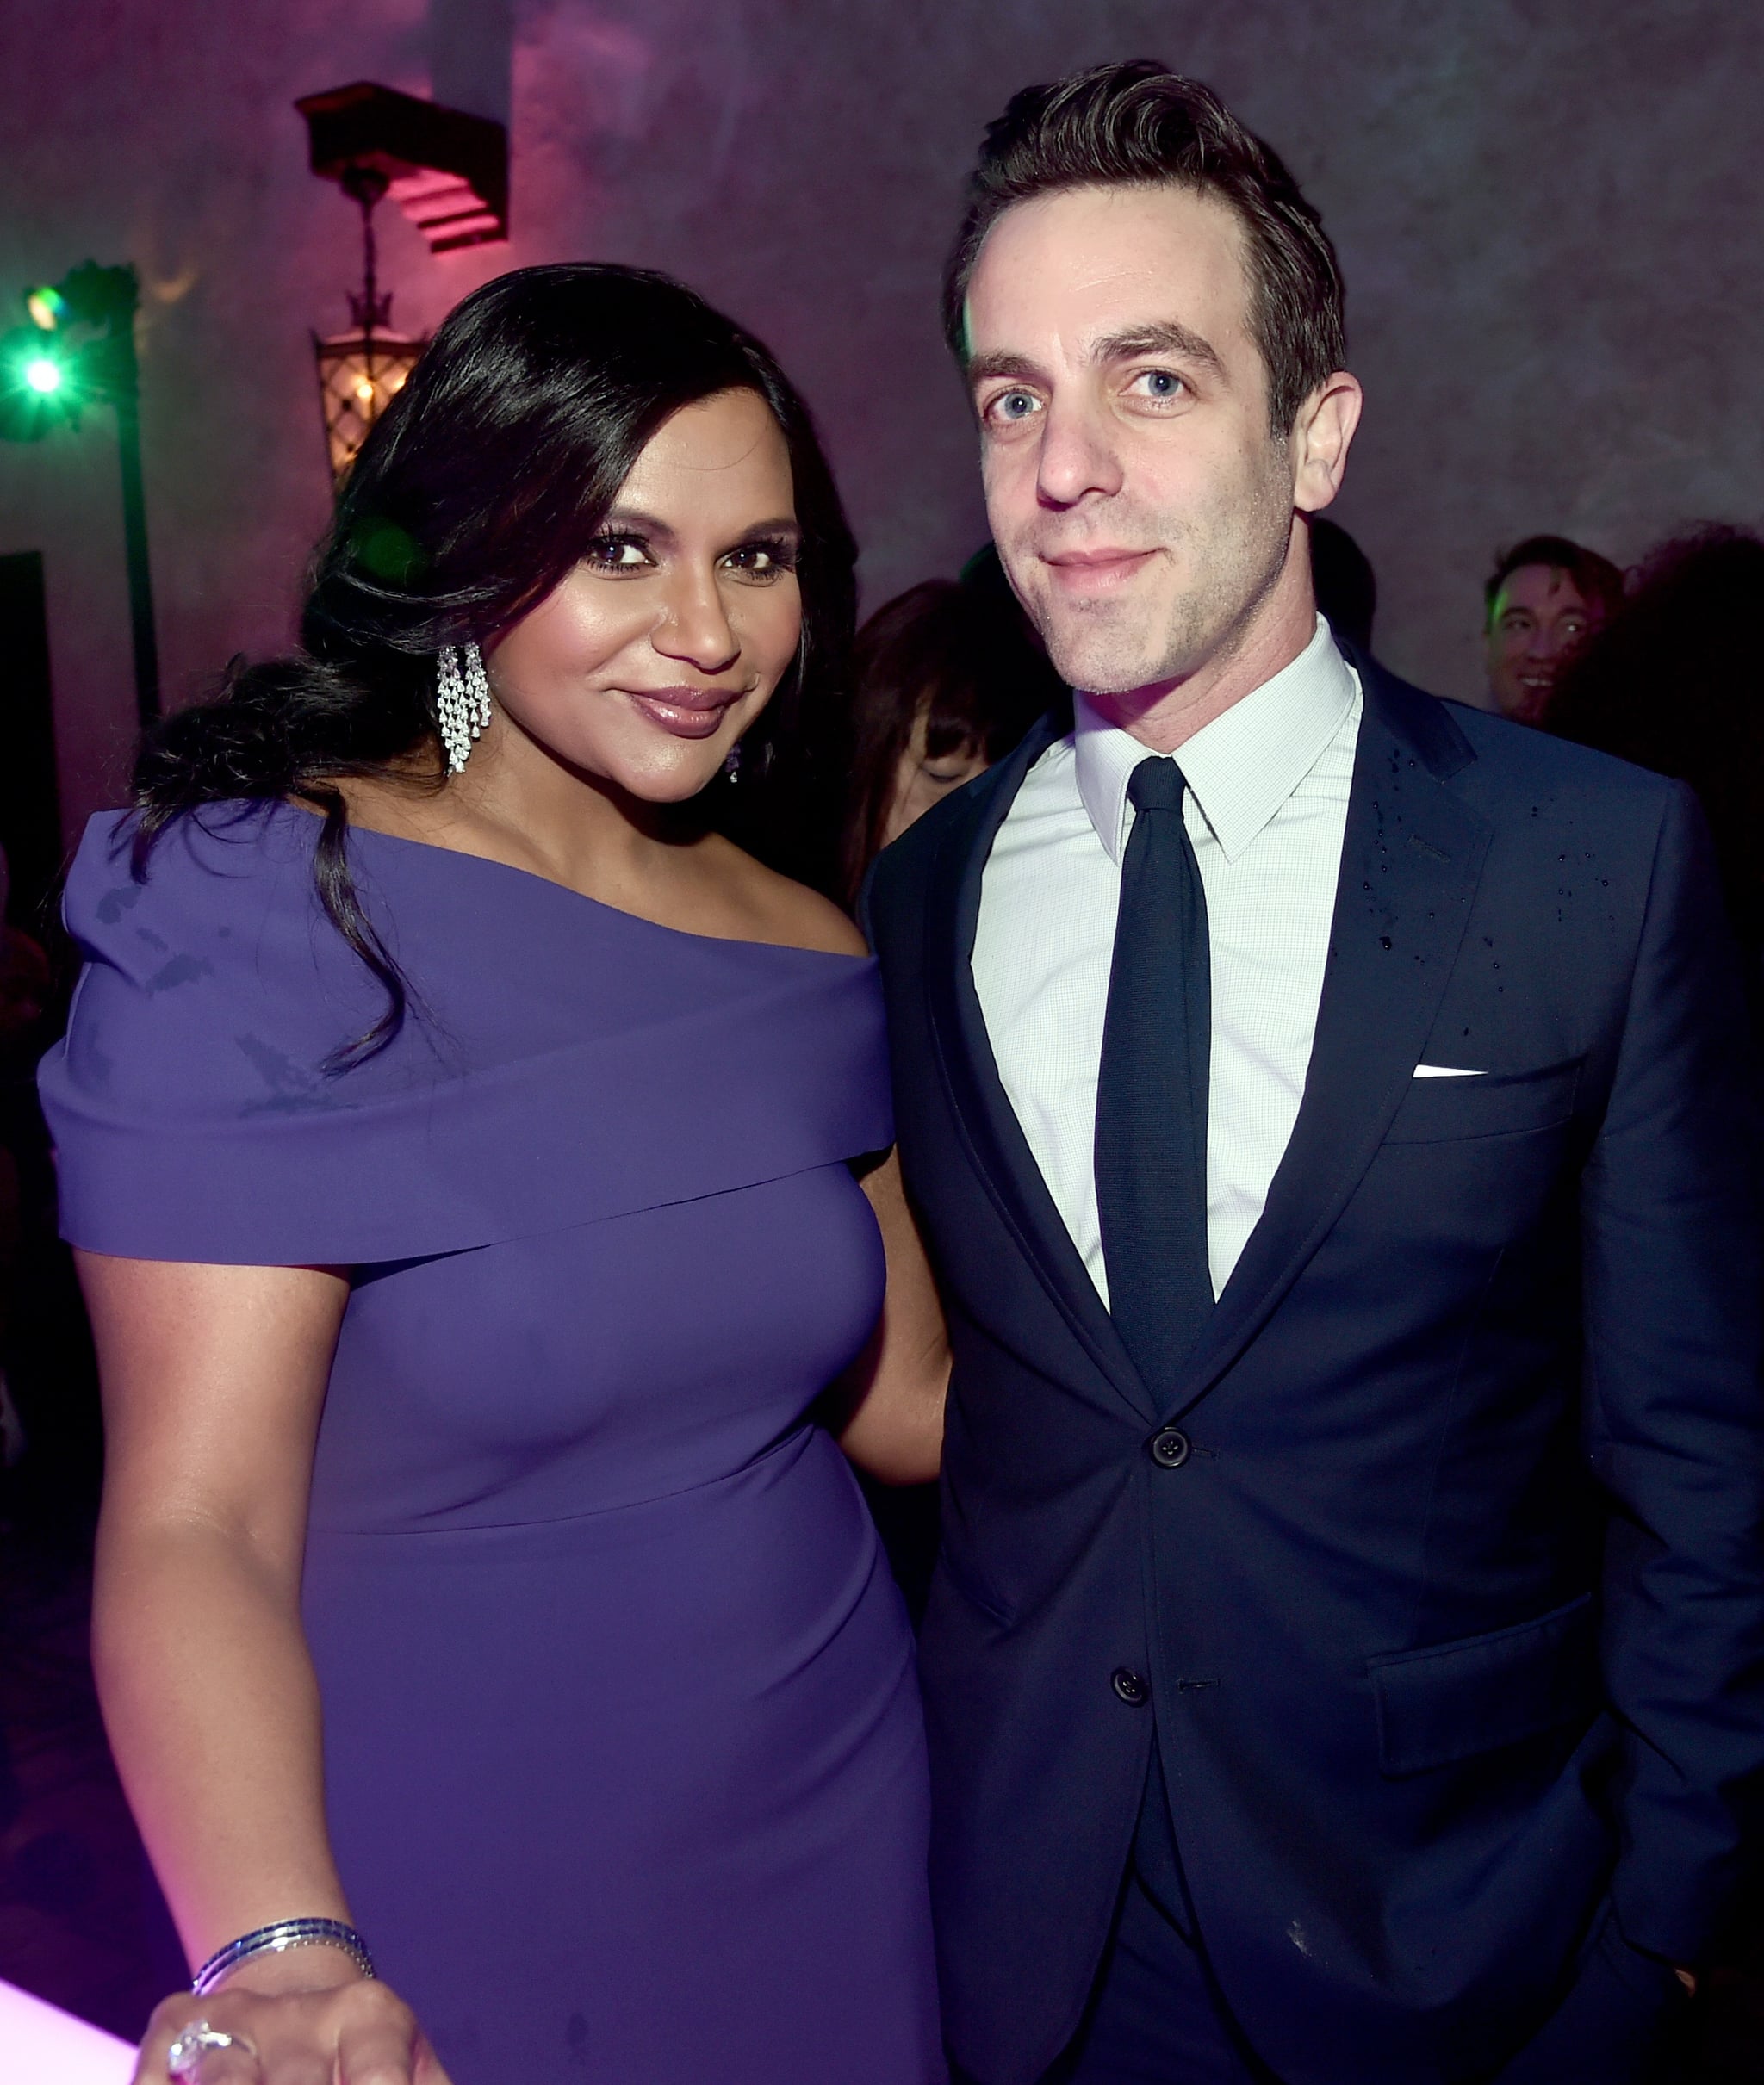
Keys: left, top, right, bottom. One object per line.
{"left": 864, "top": 61, "right": 1764, "bottom": 2083}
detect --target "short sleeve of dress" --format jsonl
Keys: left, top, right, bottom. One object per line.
{"left": 40, "top": 805, "right": 895, "bottom": 1267}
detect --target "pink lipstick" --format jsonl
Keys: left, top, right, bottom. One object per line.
{"left": 625, "top": 686, "right": 742, "bottom": 741}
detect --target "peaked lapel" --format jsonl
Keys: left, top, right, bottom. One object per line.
{"left": 922, "top": 716, "right": 1158, "bottom": 1424}
{"left": 1168, "top": 658, "right": 1494, "bottom": 1416}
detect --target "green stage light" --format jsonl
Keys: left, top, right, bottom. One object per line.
{"left": 1, "top": 260, "right": 160, "bottom": 723}
{"left": 0, "top": 324, "right": 83, "bottom": 440}
{"left": 3, "top": 327, "right": 69, "bottom": 400}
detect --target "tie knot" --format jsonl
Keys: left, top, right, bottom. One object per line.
{"left": 1127, "top": 756, "right": 1186, "bottom": 816}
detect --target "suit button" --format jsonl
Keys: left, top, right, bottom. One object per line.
{"left": 1111, "top": 1666, "right": 1149, "bottom": 1707}
{"left": 1150, "top": 1428, "right": 1192, "bottom": 1469}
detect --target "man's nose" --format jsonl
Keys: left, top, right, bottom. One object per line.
{"left": 653, "top": 570, "right": 741, "bottom": 673}
{"left": 1034, "top": 398, "right": 1125, "bottom": 507}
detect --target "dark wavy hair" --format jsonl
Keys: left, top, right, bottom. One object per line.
{"left": 941, "top": 59, "right": 1345, "bottom": 433}
{"left": 837, "top": 562, "right": 1065, "bottom": 904}
{"left": 130, "top": 263, "right": 857, "bottom": 1058}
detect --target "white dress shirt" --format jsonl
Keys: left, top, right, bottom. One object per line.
{"left": 972, "top": 617, "right": 1362, "bottom": 1303}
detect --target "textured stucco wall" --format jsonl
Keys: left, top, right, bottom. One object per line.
{"left": 3, "top": 1, "right": 1762, "bottom": 839}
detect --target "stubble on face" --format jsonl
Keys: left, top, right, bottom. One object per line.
{"left": 1012, "top": 435, "right": 1296, "bottom": 699}
{"left": 966, "top": 186, "right": 1302, "bottom": 711}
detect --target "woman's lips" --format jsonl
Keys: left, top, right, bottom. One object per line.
{"left": 626, "top": 687, "right": 740, "bottom": 740}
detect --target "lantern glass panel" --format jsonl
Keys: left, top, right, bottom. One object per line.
{"left": 312, "top": 328, "right": 424, "bottom": 482}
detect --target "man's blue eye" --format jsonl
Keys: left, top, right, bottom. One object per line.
{"left": 1143, "top": 371, "right": 1181, "bottom": 397}
{"left": 1002, "top": 392, "right": 1034, "bottom": 418}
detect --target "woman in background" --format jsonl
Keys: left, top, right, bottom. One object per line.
{"left": 836, "top": 555, "right": 1065, "bottom": 906}
{"left": 41, "top": 264, "right": 947, "bottom": 2084}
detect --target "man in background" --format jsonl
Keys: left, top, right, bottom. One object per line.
{"left": 1483, "top": 533, "right": 1624, "bottom": 723}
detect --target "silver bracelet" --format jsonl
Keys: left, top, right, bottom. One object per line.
{"left": 192, "top": 1916, "right": 376, "bottom": 1996}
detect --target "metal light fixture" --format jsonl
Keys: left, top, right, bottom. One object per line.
{"left": 297, "top": 82, "right": 509, "bottom": 485}
{"left": 310, "top": 164, "right": 425, "bottom": 484}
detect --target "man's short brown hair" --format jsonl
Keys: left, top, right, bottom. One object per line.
{"left": 942, "top": 59, "right": 1346, "bottom": 434}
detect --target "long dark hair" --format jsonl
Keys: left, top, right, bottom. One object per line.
{"left": 131, "top": 263, "right": 857, "bottom": 1057}
{"left": 837, "top": 562, "right": 1064, "bottom": 904}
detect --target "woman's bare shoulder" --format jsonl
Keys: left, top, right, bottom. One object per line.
{"left": 709, "top": 840, "right": 866, "bottom": 957}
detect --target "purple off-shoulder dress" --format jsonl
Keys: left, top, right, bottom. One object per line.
{"left": 40, "top": 804, "right": 944, "bottom": 2083}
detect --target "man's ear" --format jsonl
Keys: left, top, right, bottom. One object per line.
{"left": 1291, "top": 371, "right": 1363, "bottom": 515}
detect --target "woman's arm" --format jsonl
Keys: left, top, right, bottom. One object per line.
{"left": 79, "top": 1251, "right": 446, "bottom": 2082}
{"left": 830, "top": 1151, "right": 950, "bottom": 1485}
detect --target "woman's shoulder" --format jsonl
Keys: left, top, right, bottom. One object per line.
{"left": 58, "top": 801, "right": 387, "bottom": 1070}
{"left": 703, "top": 837, "right": 866, "bottom": 957}
{"left": 63, "top": 800, "right": 317, "bottom": 942}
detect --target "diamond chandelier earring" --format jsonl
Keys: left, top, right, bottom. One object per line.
{"left": 436, "top": 641, "right": 494, "bottom": 773}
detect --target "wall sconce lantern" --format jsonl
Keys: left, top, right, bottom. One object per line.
{"left": 307, "top": 161, "right": 425, "bottom": 484}
{"left": 296, "top": 82, "right": 509, "bottom": 483}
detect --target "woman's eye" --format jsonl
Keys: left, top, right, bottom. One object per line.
{"left": 724, "top": 542, "right": 797, "bottom": 580}
{"left": 1130, "top": 369, "right": 1186, "bottom": 401}
{"left": 586, "top": 537, "right": 650, "bottom": 571}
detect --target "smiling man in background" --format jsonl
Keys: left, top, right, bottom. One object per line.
{"left": 864, "top": 59, "right": 1764, "bottom": 2085}
{"left": 1482, "top": 533, "right": 1624, "bottom": 723}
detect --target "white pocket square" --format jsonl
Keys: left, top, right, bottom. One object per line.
{"left": 1413, "top": 1064, "right": 1486, "bottom": 1078}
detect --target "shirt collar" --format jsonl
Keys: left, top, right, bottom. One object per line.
{"left": 1072, "top": 616, "right": 1360, "bottom": 866}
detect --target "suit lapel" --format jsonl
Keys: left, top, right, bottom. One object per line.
{"left": 1170, "top": 662, "right": 1494, "bottom": 1415}
{"left": 923, "top": 717, "right": 1158, "bottom": 1424}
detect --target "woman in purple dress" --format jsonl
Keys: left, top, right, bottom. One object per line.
{"left": 40, "top": 265, "right": 949, "bottom": 2083}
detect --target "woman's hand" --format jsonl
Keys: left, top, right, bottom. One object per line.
{"left": 134, "top": 1957, "right": 451, "bottom": 2083}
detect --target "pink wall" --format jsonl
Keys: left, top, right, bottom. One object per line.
{"left": 3, "top": 1, "right": 1762, "bottom": 841}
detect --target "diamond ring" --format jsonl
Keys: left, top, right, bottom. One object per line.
{"left": 166, "top": 2021, "right": 254, "bottom": 2077}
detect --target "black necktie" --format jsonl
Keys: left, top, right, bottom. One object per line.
{"left": 1095, "top": 755, "right": 1214, "bottom": 1396}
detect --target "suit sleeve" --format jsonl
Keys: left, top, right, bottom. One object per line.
{"left": 1581, "top": 779, "right": 1764, "bottom": 1963}
{"left": 857, "top": 854, "right": 880, "bottom": 953}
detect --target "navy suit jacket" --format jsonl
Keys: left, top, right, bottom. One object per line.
{"left": 863, "top": 653, "right": 1764, "bottom": 2084}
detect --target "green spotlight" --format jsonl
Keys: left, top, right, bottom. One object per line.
{"left": 1, "top": 261, "right": 159, "bottom": 723}
{"left": 0, "top": 326, "right": 79, "bottom": 429}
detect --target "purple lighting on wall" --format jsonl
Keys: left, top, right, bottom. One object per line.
{"left": 295, "top": 82, "right": 509, "bottom": 253}
{"left": 386, "top": 165, "right": 505, "bottom": 251}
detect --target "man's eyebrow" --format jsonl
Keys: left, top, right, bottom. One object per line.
{"left": 965, "top": 351, "right": 1044, "bottom": 392}
{"left": 965, "top": 323, "right": 1227, "bottom": 395}
{"left": 1091, "top": 320, "right": 1226, "bottom": 378}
